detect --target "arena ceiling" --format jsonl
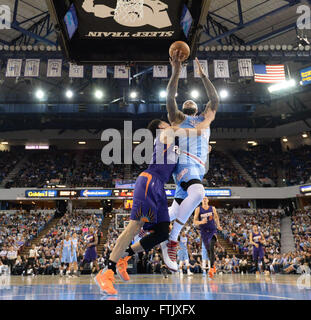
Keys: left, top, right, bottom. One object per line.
{"left": 0, "top": 0, "right": 310, "bottom": 132}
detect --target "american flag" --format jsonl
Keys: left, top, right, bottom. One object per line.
{"left": 253, "top": 65, "right": 286, "bottom": 83}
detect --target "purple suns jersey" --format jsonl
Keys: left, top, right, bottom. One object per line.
{"left": 199, "top": 206, "right": 217, "bottom": 233}
{"left": 146, "top": 136, "right": 180, "bottom": 183}
{"left": 85, "top": 233, "right": 95, "bottom": 248}
{"left": 252, "top": 232, "right": 263, "bottom": 248}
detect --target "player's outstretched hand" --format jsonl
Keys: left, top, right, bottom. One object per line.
{"left": 195, "top": 57, "right": 206, "bottom": 78}
{"left": 201, "top": 218, "right": 208, "bottom": 225}
{"left": 217, "top": 226, "right": 223, "bottom": 231}
{"left": 170, "top": 50, "right": 184, "bottom": 69}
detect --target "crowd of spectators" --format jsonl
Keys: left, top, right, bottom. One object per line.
{"left": 0, "top": 150, "right": 25, "bottom": 186}
{"left": 2, "top": 144, "right": 311, "bottom": 188}
{"left": 282, "top": 145, "right": 311, "bottom": 186}
{"left": 0, "top": 211, "right": 103, "bottom": 276}
{"left": 291, "top": 209, "right": 311, "bottom": 252}
{"left": 233, "top": 145, "right": 279, "bottom": 187}
{"left": 0, "top": 210, "right": 53, "bottom": 254}
{"left": 204, "top": 151, "right": 249, "bottom": 187}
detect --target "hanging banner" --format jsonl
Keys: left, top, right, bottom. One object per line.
{"left": 24, "top": 59, "right": 40, "bottom": 77}
{"left": 92, "top": 65, "right": 107, "bottom": 78}
{"left": 114, "top": 65, "right": 129, "bottom": 78}
{"left": 153, "top": 65, "right": 168, "bottom": 78}
{"left": 47, "top": 59, "right": 62, "bottom": 77}
{"left": 194, "top": 60, "right": 208, "bottom": 78}
{"left": 214, "top": 59, "right": 230, "bottom": 78}
{"left": 69, "top": 63, "right": 84, "bottom": 78}
{"left": 238, "top": 59, "right": 253, "bottom": 77}
{"left": 179, "top": 65, "right": 187, "bottom": 79}
{"left": 6, "top": 59, "right": 22, "bottom": 77}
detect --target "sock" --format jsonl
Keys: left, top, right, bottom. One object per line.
{"left": 169, "top": 184, "right": 205, "bottom": 241}
{"left": 108, "top": 260, "right": 117, "bottom": 274}
{"left": 169, "top": 200, "right": 180, "bottom": 222}
{"left": 202, "top": 260, "right": 206, "bottom": 271}
{"left": 125, "top": 246, "right": 135, "bottom": 257}
{"left": 169, "top": 220, "right": 184, "bottom": 242}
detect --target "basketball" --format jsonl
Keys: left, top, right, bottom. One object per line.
{"left": 169, "top": 41, "right": 190, "bottom": 61}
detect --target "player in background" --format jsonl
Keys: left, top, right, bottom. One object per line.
{"left": 70, "top": 232, "right": 79, "bottom": 277}
{"left": 177, "top": 231, "right": 193, "bottom": 276}
{"left": 250, "top": 225, "right": 266, "bottom": 274}
{"left": 82, "top": 227, "right": 99, "bottom": 274}
{"left": 161, "top": 50, "right": 219, "bottom": 272}
{"left": 60, "top": 234, "right": 73, "bottom": 277}
{"left": 194, "top": 197, "right": 222, "bottom": 279}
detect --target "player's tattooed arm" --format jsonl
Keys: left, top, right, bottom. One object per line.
{"left": 194, "top": 58, "right": 219, "bottom": 113}
{"left": 167, "top": 50, "right": 186, "bottom": 125}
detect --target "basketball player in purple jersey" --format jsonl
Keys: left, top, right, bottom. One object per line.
{"left": 250, "top": 225, "right": 266, "bottom": 274}
{"left": 194, "top": 197, "right": 222, "bottom": 279}
{"left": 82, "top": 227, "right": 99, "bottom": 273}
{"left": 161, "top": 50, "right": 219, "bottom": 272}
{"left": 95, "top": 115, "right": 215, "bottom": 295}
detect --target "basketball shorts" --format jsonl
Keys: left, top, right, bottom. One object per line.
{"left": 173, "top": 163, "right": 206, "bottom": 200}
{"left": 130, "top": 171, "right": 169, "bottom": 231}
{"left": 177, "top": 249, "right": 189, "bottom": 262}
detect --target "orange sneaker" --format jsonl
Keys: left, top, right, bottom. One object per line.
{"left": 97, "top": 269, "right": 118, "bottom": 295}
{"left": 208, "top": 269, "right": 214, "bottom": 279}
{"left": 117, "top": 256, "right": 131, "bottom": 281}
{"left": 94, "top": 270, "right": 104, "bottom": 290}
{"left": 212, "top": 265, "right": 217, "bottom": 274}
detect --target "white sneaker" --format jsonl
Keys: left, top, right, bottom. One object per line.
{"left": 187, "top": 271, "right": 193, "bottom": 276}
{"left": 160, "top": 240, "right": 178, "bottom": 272}
{"left": 202, "top": 271, "right": 206, "bottom": 276}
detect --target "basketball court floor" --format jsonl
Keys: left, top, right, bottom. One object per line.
{"left": 0, "top": 274, "right": 310, "bottom": 300}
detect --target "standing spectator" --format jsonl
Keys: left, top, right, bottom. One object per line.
{"left": 6, "top": 246, "right": 17, "bottom": 272}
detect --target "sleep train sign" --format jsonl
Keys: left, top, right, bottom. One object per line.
{"left": 300, "top": 66, "right": 311, "bottom": 86}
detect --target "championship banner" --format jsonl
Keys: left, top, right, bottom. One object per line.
{"left": 194, "top": 60, "right": 208, "bottom": 78}
{"left": 214, "top": 60, "right": 230, "bottom": 78}
{"left": 24, "top": 59, "right": 40, "bottom": 77}
{"left": 180, "top": 65, "right": 187, "bottom": 79}
{"left": 47, "top": 59, "right": 62, "bottom": 77}
{"left": 300, "top": 66, "right": 311, "bottom": 86}
{"left": 238, "top": 59, "right": 253, "bottom": 77}
{"left": 153, "top": 65, "right": 168, "bottom": 78}
{"left": 6, "top": 59, "right": 22, "bottom": 77}
{"left": 69, "top": 63, "right": 84, "bottom": 78}
{"left": 92, "top": 65, "right": 107, "bottom": 78}
{"left": 114, "top": 65, "right": 129, "bottom": 78}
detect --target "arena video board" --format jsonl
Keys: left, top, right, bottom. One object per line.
{"left": 46, "top": 0, "right": 206, "bottom": 63}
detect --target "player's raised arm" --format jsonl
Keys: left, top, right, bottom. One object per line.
{"left": 194, "top": 58, "right": 219, "bottom": 113}
{"left": 166, "top": 50, "right": 186, "bottom": 125}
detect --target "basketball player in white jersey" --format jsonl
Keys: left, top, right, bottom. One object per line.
{"left": 161, "top": 50, "right": 219, "bottom": 272}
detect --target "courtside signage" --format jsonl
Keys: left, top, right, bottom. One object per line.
{"left": 300, "top": 185, "right": 311, "bottom": 193}
{"left": 25, "top": 190, "right": 58, "bottom": 198}
{"left": 205, "top": 189, "right": 231, "bottom": 197}
{"left": 80, "top": 189, "right": 112, "bottom": 197}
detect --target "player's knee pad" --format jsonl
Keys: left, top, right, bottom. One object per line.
{"left": 140, "top": 222, "right": 170, "bottom": 251}
{"left": 187, "top": 183, "right": 205, "bottom": 203}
